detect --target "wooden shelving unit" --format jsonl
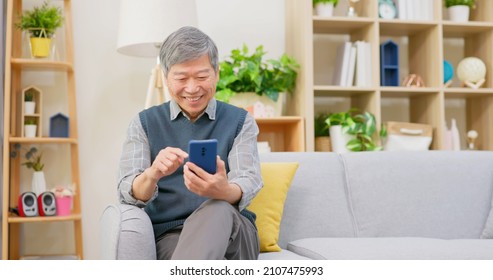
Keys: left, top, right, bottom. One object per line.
{"left": 2, "top": 0, "right": 83, "bottom": 260}
{"left": 285, "top": 0, "right": 493, "bottom": 151}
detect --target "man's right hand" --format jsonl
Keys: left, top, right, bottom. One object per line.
{"left": 147, "top": 147, "right": 189, "bottom": 181}
{"left": 132, "top": 147, "right": 188, "bottom": 202}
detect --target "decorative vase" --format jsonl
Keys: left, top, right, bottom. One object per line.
{"left": 32, "top": 171, "right": 47, "bottom": 196}
{"left": 314, "top": 3, "right": 334, "bottom": 17}
{"left": 315, "top": 136, "right": 332, "bottom": 151}
{"left": 448, "top": 5, "right": 470, "bottom": 22}
{"left": 228, "top": 92, "right": 285, "bottom": 117}
{"left": 29, "top": 37, "right": 52, "bottom": 58}
{"left": 24, "top": 101, "right": 36, "bottom": 114}
{"left": 329, "top": 125, "right": 353, "bottom": 153}
{"left": 24, "top": 124, "right": 37, "bottom": 137}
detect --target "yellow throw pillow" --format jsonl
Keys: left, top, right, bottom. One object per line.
{"left": 247, "top": 162, "right": 299, "bottom": 252}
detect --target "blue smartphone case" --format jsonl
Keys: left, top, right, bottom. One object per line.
{"left": 188, "top": 139, "right": 217, "bottom": 174}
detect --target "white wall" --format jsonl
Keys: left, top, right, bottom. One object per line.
{"left": 71, "top": 0, "right": 284, "bottom": 259}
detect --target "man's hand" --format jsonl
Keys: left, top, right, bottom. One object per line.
{"left": 183, "top": 156, "right": 242, "bottom": 205}
{"left": 147, "top": 147, "right": 189, "bottom": 181}
{"left": 132, "top": 147, "right": 188, "bottom": 202}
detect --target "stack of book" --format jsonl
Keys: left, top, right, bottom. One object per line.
{"left": 332, "top": 41, "right": 372, "bottom": 87}
{"left": 396, "top": 0, "right": 434, "bottom": 21}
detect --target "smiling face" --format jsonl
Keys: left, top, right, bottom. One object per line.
{"left": 166, "top": 54, "right": 219, "bottom": 121}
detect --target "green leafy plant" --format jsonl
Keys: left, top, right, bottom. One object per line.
{"left": 325, "top": 109, "right": 383, "bottom": 152}
{"left": 314, "top": 113, "right": 331, "bottom": 137}
{"left": 313, "top": 0, "right": 339, "bottom": 7}
{"left": 216, "top": 44, "right": 299, "bottom": 103}
{"left": 16, "top": 1, "right": 64, "bottom": 38}
{"left": 24, "top": 119, "right": 36, "bottom": 125}
{"left": 444, "top": 0, "right": 476, "bottom": 8}
{"left": 10, "top": 144, "right": 44, "bottom": 171}
{"left": 25, "top": 91, "right": 34, "bottom": 102}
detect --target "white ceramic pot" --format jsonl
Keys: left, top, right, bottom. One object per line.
{"left": 329, "top": 125, "right": 354, "bottom": 153}
{"left": 315, "top": 3, "right": 334, "bottom": 17}
{"left": 32, "top": 171, "right": 47, "bottom": 196}
{"left": 24, "top": 124, "right": 37, "bottom": 137}
{"left": 228, "top": 92, "right": 286, "bottom": 117}
{"left": 25, "top": 101, "right": 36, "bottom": 115}
{"left": 448, "top": 5, "right": 470, "bottom": 22}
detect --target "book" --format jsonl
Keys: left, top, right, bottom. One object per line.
{"left": 346, "top": 45, "right": 357, "bottom": 86}
{"left": 355, "top": 41, "right": 372, "bottom": 87}
{"left": 332, "top": 42, "right": 352, "bottom": 86}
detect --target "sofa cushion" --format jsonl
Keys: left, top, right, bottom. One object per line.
{"left": 288, "top": 237, "right": 493, "bottom": 259}
{"left": 341, "top": 151, "right": 493, "bottom": 239}
{"left": 260, "top": 152, "right": 356, "bottom": 249}
{"left": 247, "top": 162, "right": 299, "bottom": 252}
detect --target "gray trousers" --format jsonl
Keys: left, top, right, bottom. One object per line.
{"left": 156, "top": 199, "right": 260, "bottom": 260}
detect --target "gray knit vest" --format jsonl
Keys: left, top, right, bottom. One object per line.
{"left": 139, "top": 101, "right": 256, "bottom": 239}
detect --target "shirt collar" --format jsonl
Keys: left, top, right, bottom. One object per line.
{"left": 170, "top": 98, "right": 217, "bottom": 121}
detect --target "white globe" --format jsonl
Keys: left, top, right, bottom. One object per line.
{"left": 457, "top": 57, "right": 486, "bottom": 83}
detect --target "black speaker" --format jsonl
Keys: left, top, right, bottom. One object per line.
{"left": 18, "top": 192, "right": 38, "bottom": 217}
{"left": 38, "top": 191, "right": 57, "bottom": 216}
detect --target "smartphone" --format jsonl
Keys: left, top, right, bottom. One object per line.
{"left": 188, "top": 139, "right": 217, "bottom": 174}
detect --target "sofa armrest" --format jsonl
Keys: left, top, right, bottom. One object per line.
{"left": 100, "top": 204, "right": 156, "bottom": 259}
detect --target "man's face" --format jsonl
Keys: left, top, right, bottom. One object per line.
{"left": 166, "top": 54, "right": 218, "bottom": 121}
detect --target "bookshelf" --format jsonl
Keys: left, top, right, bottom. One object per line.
{"left": 285, "top": 0, "right": 493, "bottom": 151}
{"left": 2, "top": 0, "right": 83, "bottom": 259}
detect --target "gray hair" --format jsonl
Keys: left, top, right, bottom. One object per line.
{"left": 159, "top": 26, "right": 219, "bottom": 76}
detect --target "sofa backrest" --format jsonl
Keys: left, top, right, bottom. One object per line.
{"left": 260, "top": 152, "right": 356, "bottom": 249}
{"left": 340, "top": 151, "right": 493, "bottom": 239}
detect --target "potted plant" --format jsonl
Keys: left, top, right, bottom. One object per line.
{"left": 313, "top": 0, "right": 338, "bottom": 17}
{"left": 15, "top": 1, "right": 64, "bottom": 58}
{"left": 215, "top": 44, "right": 299, "bottom": 117}
{"left": 24, "top": 88, "right": 36, "bottom": 114}
{"left": 444, "top": 0, "right": 476, "bottom": 22}
{"left": 11, "top": 144, "right": 46, "bottom": 195}
{"left": 24, "top": 118, "right": 38, "bottom": 138}
{"left": 314, "top": 113, "right": 331, "bottom": 151}
{"left": 325, "top": 109, "right": 383, "bottom": 152}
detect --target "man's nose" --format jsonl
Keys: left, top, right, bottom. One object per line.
{"left": 185, "top": 79, "right": 199, "bottom": 93}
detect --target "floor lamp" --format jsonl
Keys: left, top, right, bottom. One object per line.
{"left": 116, "top": 0, "right": 198, "bottom": 109}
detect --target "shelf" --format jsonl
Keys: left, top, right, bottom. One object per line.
{"left": 255, "top": 116, "right": 304, "bottom": 152}
{"left": 8, "top": 213, "right": 82, "bottom": 223}
{"left": 442, "top": 21, "right": 493, "bottom": 37}
{"left": 444, "top": 88, "right": 493, "bottom": 98}
{"left": 380, "top": 20, "right": 437, "bottom": 36}
{"left": 313, "top": 16, "right": 374, "bottom": 34}
{"left": 286, "top": 0, "right": 493, "bottom": 151}
{"left": 11, "top": 58, "right": 73, "bottom": 72}
{"left": 9, "top": 137, "right": 78, "bottom": 144}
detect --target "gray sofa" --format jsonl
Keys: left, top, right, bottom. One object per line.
{"left": 100, "top": 151, "right": 493, "bottom": 259}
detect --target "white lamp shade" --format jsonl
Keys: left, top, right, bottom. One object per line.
{"left": 117, "top": 0, "right": 198, "bottom": 57}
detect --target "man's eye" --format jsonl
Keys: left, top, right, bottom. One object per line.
{"left": 197, "top": 76, "right": 208, "bottom": 80}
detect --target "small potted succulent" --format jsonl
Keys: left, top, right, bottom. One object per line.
{"left": 444, "top": 0, "right": 476, "bottom": 22}
{"left": 24, "top": 118, "right": 38, "bottom": 138}
{"left": 313, "top": 0, "right": 339, "bottom": 17}
{"left": 15, "top": 1, "right": 64, "bottom": 58}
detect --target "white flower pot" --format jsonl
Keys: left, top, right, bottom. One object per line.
{"left": 228, "top": 92, "right": 285, "bottom": 117}
{"left": 315, "top": 3, "right": 334, "bottom": 17}
{"left": 25, "top": 101, "right": 36, "bottom": 114}
{"left": 448, "top": 5, "right": 470, "bottom": 22}
{"left": 32, "top": 171, "right": 47, "bottom": 196}
{"left": 24, "top": 124, "right": 37, "bottom": 137}
{"left": 329, "top": 125, "right": 354, "bottom": 153}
